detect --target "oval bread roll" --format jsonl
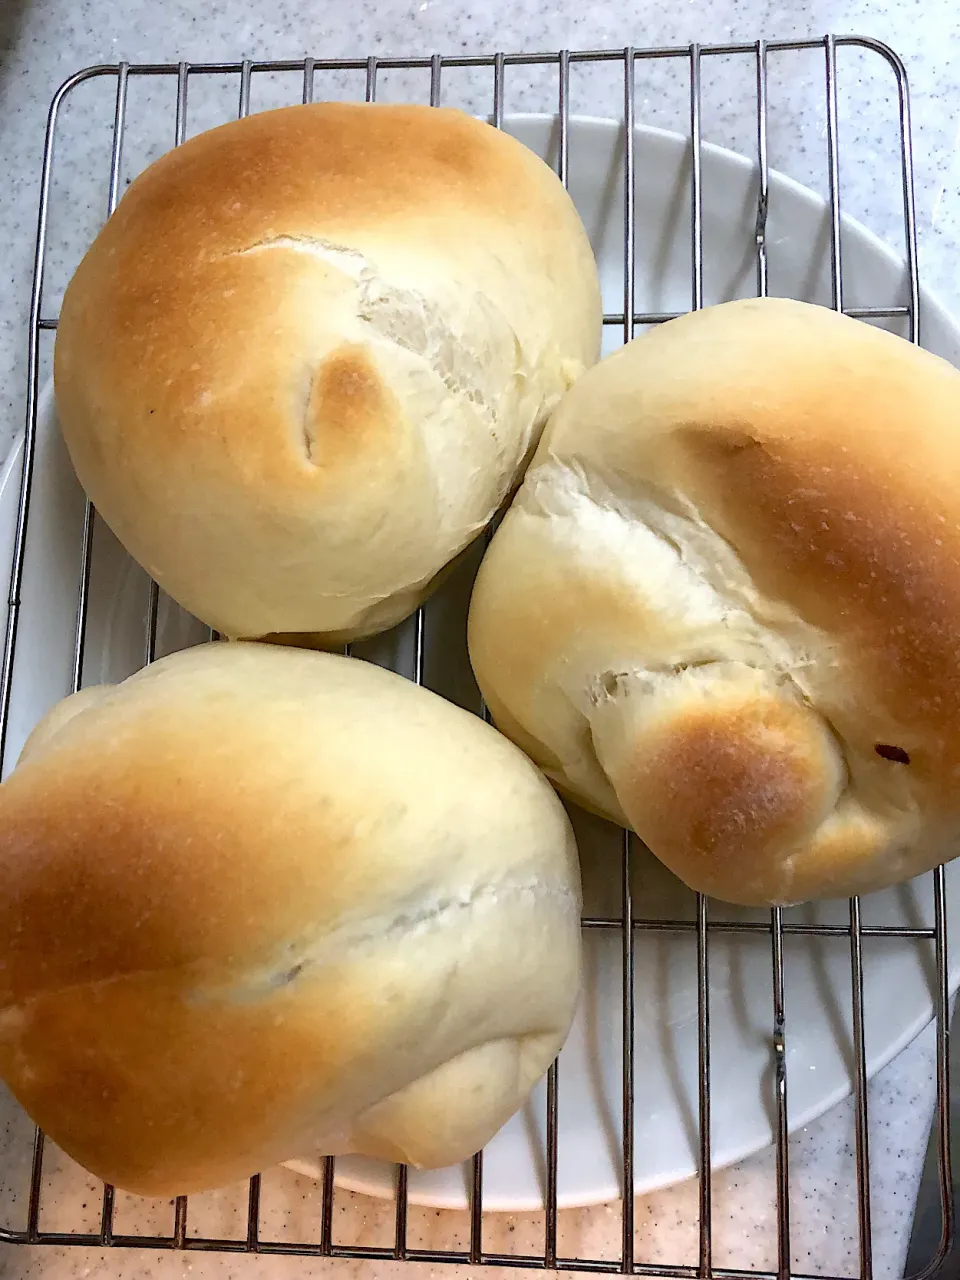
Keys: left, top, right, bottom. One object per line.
{"left": 469, "top": 298, "right": 960, "bottom": 905}
{"left": 0, "top": 643, "right": 581, "bottom": 1195}
{"left": 53, "top": 103, "right": 602, "bottom": 646}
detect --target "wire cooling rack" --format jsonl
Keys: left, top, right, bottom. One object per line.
{"left": 0, "top": 33, "right": 953, "bottom": 1280}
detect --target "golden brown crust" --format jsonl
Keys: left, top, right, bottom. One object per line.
{"left": 469, "top": 298, "right": 960, "bottom": 904}
{"left": 307, "top": 343, "right": 393, "bottom": 463}
{"left": 0, "top": 643, "right": 581, "bottom": 1193}
{"left": 608, "top": 682, "right": 846, "bottom": 902}
{"left": 665, "top": 424, "right": 960, "bottom": 770}
{"left": 54, "top": 102, "right": 601, "bottom": 643}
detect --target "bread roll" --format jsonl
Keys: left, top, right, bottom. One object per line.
{"left": 53, "top": 103, "right": 602, "bottom": 646}
{"left": 468, "top": 298, "right": 960, "bottom": 905}
{"left": 0, "top": 643, "right": 581, "bottom": 1195}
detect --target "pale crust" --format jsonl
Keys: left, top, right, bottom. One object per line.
{"left": 54, "top": 102, "right": 601, "bottom": 644}
{"left": 469, "top": 298, "right": 960, "bottom": 904}
{"left": 0, "top": 643, "right": 581, "bottom": 1194}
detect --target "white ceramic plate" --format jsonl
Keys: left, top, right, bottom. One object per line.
{"left": 1, "top": 114, "right": 958, "bottom": 1214}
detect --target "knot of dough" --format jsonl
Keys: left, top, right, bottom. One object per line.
{"left": 586, "top": 662, "right": 847, "bottom": 903}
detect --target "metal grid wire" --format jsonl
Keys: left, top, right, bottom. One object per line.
{"left": 0, "top": 33, "right": 952, "bottom": 1280}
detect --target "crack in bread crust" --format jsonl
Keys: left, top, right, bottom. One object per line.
{"left": 195, "top": 876, "right": 581, "bottom": 1004}
{"left": 233, "top": 235, "right": 525, "bottom": 457}
{"left": 487, "top": 456, "right": 899, "bottom": 902}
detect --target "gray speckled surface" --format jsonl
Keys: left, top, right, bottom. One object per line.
{"left": 0, "top": 1, "right": 958, "bottom": 1277}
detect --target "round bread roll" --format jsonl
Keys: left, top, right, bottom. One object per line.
{"left": 0, "top": 643, "right": 581, "bottom": 1195}
{"left": 468, "top": 297, "right": 960, "bottom": 906}
{"left": 53, "top": 102, "right": 602, "bottom": 646}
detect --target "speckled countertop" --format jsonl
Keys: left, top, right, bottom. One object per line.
{"left": 0, "top": 1, "right": 959, "bottom": 1278}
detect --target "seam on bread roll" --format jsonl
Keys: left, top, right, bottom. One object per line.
{"left": 231, "top": 233, "right": 532, "bottom": 536}
{"left": 231, "top": 235, "right": 369, "bottom": 275}
{"left": 0, "top": 875, "right": 580, "bottom": 1028}
{"left": 515, "top": 459, "right": 859, "bottom": 889}
{"left": 190, "top": 876, "right": 581, "bottom": 1004}
{"left": 520, "top": 455, "right": 823, "bottom": 671}
{"left": 0, "top": 854, "right": 582, "bottom": 1011}
{"left": 231, "top": 240, "right": 512, "bottom": 430}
